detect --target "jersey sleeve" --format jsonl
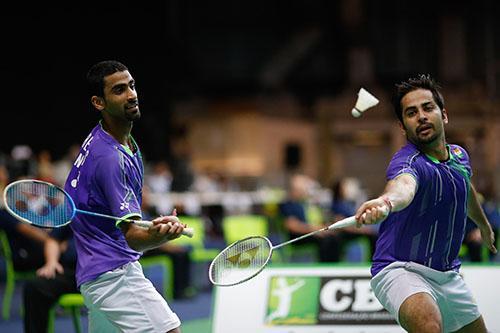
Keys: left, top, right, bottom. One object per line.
{"left": 386, "top": 148, "right": 419, "bottom": 184}
{"left": 449, "top": 144, "right": 473, "bottom": 179}
{"left": 94, "top": 151, "right": 142, "bottom": 222}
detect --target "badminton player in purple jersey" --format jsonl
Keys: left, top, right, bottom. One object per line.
{"left": 354, "top": 75, "right": 496, "bottom": 333}
{"left": 64, "top": 61, "right": 185, "bottom": 333}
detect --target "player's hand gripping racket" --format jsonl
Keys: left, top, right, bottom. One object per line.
{"left": 3, "top": 179, "right": 194, "bottom": 238}
{"left": 208, "top": 214, "right": 379, "bottom": 287}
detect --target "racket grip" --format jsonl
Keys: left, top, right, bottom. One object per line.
{"left": 133, "top": 220, "right": 154, "bottom": 228}
{"left": 327, "top": 216, "right": 357, "bottom": 230}
{"left": 133, "top": 221, "right": 194, "bottom": 238}
{"left": 182, "top": 227, "right": 194, "bottom": 238}
{"left": 328, "top": 205, "right": 389, "bottom": 230}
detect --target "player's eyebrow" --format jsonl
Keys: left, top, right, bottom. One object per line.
{"left": 403, "top": 105, "right": 417, "bottom": 113}
{"left": 110, "top": 82, "right": 128, "bottom": 92}
{"left": 403, "top": 100, "right": 434, "bottom": 113}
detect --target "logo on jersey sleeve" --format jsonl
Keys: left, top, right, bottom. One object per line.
{"left": 452, "top": 147, "right": 464, "bottom": 159}
{"left": 119, "top": 201, "right": 130, "bottom": 211}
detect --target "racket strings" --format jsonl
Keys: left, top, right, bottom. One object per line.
{"left": 5, "top": 181, "right": 74, "bottom": 227}
{"left": 210, "top": 237, "right": 271, "bottom": 286}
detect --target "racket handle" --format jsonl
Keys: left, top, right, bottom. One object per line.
{"left": 327, "top": 216, "right": 357, "bottom": 230}
{"left": 328, "top": 205, "right": 389, "bottom": 230}
{"left": 182, "top": 227, "right": 194, "bottom": 238}
{"left": 133, "top": 221, "right": 194, "bottom": 238}
{"left": 133, "top": 220, "right": 154, "bottom": 228}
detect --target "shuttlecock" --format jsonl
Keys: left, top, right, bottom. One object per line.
{"left": 351, "top": 88, "right": 379, "bottom": 118}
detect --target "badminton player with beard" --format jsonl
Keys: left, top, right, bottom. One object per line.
{"left": 354, "top": 75, "right": 496, "bottom": 333}
{"left": 64, "top": 60, "right": 185, "bottom": 332}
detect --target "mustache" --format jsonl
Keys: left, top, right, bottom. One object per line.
{"left": 416, "top": 123, "right": 433, "bottom": 133}
{"left": 125, "top": 101, "right": 139, "bottom": 108}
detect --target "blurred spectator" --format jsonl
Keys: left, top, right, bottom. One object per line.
{"left": 23, "top": 225, "right": 78, "bottom": 333}
{"left": 330, "top": 177, "right": 378, "bottom": 259}
{"left": 8, "top": 144, "right": 36, "bottom": 180}
{"left": 0, "top": 162, "right": 8, "bottom": 190}
{"left": 279, "top": 174, "right": 341, "bottom": 262}
{"left": 191, "top": 167, "right": 221, "bottom": 193}
{"left": 53, "top": 144, "right": 80, "bottom": 187}
{"left": 145, "top": 160, "right": 173, "bottom": 194}
{"left": 141, "top": 186, "right": 193, "bottom": 299}
{"left": 36, "top": 149, "right": 56, "bottom": 184}
{"left": 462, "top": 218, "right": 485, "bottom": 262}
{"left": 462, "top": 185, "right": 499, "bottom": 262}
{"left": 0, "top": 163, "right": 50, "bottom": 271}
{"left": 145, "top": 160, "right": 175, "bottom": 214}
{"left": 169, "top": 125, "right": 194, "bottom": 192}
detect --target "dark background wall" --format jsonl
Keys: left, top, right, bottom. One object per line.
{"left": 1, "top": 0, "right": 499, "bottom": 160}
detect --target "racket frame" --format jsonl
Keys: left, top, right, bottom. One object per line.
{"left": 209, "top": 214, "right": 375, "bottom": 286}
{"left": 208, "top": 235, "right": 273, "bottom": 287}
{"left": 3, "top": 179, "right": 76, "bottom": 227}
{"left": 3, "top": 179, "right": 194, "bottom": 237}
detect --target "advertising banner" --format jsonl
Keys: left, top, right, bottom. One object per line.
{"left": 212, "top": 264, "right": 500, "bottom": 333}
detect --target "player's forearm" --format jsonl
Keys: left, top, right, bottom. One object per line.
{"left": 121, "top": 220, "right": 182, "bottom": 252}
{"left": 122, "top": 226, "right": 166, "bottom": 252}
{"left": 380, "top": 174, "right": 417, "bottom": 213}
{"left": 467, "top": 184, "right": 492, "bottom": 229}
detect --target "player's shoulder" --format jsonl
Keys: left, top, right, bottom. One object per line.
{"left": 87, "top": 126, "right": 122, "bottom": 161}
{"left": 391, "top": 142, "right": 422, "bottom": 164}
{"left": 448, "top": 144, "right": 470, "bottom": 162}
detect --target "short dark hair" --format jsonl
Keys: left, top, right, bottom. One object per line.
{"left": 392, "top": 74, "right": 444, "bottom": 122}
{"left": 86, "top": 60, "right": 128, "bottom": 97}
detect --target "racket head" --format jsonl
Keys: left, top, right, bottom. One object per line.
{"left": 3, "top": 179, "right": 76, "bottom": 228}
{"left": 209, "top": 236, "right": 273, "bottom": 287}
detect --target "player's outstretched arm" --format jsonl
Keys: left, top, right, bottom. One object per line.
{"left": 120, "top": 215, "right": 185, "bottom": 252}
{"left": 355, "top": 174, "right": 417, "bottom": 226}
{"left": 467, "top": 183, "right": 498, "bottom": 254}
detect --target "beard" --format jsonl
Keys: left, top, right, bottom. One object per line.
{"left": 125, "top": 107, "right": 141, "bottom": 121}
{"left": 407, "top": 124, "right": 442, "bottom": 146}
{"left": 415, "top": 131, "right": 439, "bottom": 144}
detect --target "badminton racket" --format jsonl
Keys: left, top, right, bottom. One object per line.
{"left": 208, "top": 211, "right": 385, "bottom": 286}
{"left": 3, "top": 179, "right": 194, "bottom": 238}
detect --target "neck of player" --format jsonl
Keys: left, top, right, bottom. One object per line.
{"left": 418, "top": 137, "right": 449, "bottom": 162}
{"left": 102, "top": 118, "right": 133, "bottom": 146}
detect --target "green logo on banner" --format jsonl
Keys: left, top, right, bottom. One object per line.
{"left": 265, "top": 275, "right": 395, "bottom": 326}
{"left": 265, "top": 276, "right": 320, "bottom": 325}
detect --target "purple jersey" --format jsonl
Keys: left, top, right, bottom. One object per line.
{"left": 65, "top": 123, "right": 144, "bottom": 287}
{"left": 371, "top": 142, "right": 472, "bottom": 276}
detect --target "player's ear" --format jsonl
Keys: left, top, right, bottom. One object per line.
{"left": 398, "top": 121, "right": 406, "bottom": 135}
{"left": 441, "top": 108, "right": 449, "bottom": 124}
{"left": 91, "top": 96, "right": 105, "bottom": 111}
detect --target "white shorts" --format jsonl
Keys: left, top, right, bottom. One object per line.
{"left": 80, "top": 261, "right": 181, "bottom": 333}
{"left": 371, "top": 261, "right": 481, "bottom": 332}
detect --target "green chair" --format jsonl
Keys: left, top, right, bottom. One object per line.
{"left": 48, "top": 293, "right": 85, "bottom": 333}
{"left": 139, "top": 255, "right": 174, "bottom": 300}
{"left": 0, "top": 229, "right": 36, "bottom": 320}
{"left": 222, "top": 214, "right": 269, "bottom": 245}
{"left": 221, "top": 214, "right": 283, "bottom": 262}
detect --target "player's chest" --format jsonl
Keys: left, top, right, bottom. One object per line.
{"left": 420, "top": 163, "right": 468, "bottom": 204}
